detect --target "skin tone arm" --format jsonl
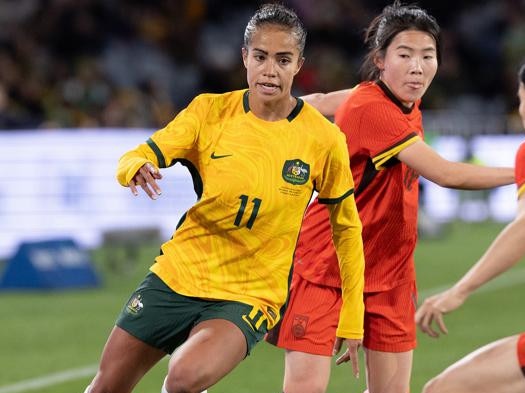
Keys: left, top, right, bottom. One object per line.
{"left": 397, "top": 140, "right": 514, "bottom": 189}
{"left": 416, "top": 195, "right": 525, "bottom": 337}
{"left": 301, "top": 89, "right": 353, "bottom": 117}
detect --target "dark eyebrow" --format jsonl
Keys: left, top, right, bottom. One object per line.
{"left": 253, "top": 48, "right": 268, "bottom": 55}
{"left": 396, "top": 44, "right": 436, "bottom": 52}
{"left": 252, "top": 48, "right": 294, "bottom": 57}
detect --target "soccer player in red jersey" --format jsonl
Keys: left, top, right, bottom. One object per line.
{"left": 266, "top": 2, "right": 515, "bottom": 393}
{"left": 415, "top": 63, "right": 525, "bottom": 393}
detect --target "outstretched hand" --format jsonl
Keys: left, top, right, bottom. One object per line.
{"left": 129, "top": 162, "right": 163, "bottom": 200}
{"left": 333, "top": 337, "right": 362, "bottom": 378}
{"left": 415, "top": 287, "right": 468, "bottom": 338}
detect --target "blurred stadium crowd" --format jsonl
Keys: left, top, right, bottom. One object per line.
{"left": 0, "top": 0, "right": 524, "bottom": 132}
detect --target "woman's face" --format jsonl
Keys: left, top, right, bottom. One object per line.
{"left": 375, "top": 30, "right": 438, "bottom": 108}
{"left": 519, "top": 82, "right": 525, "bottom": 129}
{"left": 242, "top": 24, "right": 304, "bottom": 105}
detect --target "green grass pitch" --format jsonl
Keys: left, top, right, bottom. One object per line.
{"left": 1, "top": 221, "right": 523, "bottom": 392}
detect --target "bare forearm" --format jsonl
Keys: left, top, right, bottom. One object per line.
{"left": 439, "top": 163, "right": 514, "bottom": 190}
{"left": 398, "top": 141, "right": 514, "bottom": 190}
{"left": 301, "top": 89, "right": 352, "bottom": 116}
{"left": 455, "top": 215, "right": 525, "bottom": 296}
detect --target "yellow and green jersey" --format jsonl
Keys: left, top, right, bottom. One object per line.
{"left": 117, "top": 89, "right": 364, "bottom": 335}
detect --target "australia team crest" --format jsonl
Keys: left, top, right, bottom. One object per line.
{"left": 282, "top": 159, "right": 310, "bottom": 185}
{"left": 126, "top": 293, "right": 144, "bottom": 315}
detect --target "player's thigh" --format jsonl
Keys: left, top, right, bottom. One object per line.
{"left": 364, "top": 348, "right": 413, "bottom": 393}
{"left": 91, "top": 326, "right": 167, "bottom": 393}
{"left": 167, "top": 319, "right": 248, "bottom": 387}
{"left": 425, "top": 335, "right": 525, "bottom": 393}
{"left": 92, "top": 271, "right": 195, "bottom": 393}
{"left": 283, "top": 350, "right": 332, "bottom": 393}
{"left": 167, "top": 301, "right": 268, "bottom": 388}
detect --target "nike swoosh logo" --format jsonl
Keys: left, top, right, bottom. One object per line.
{"left": 211, "top": 152, "right": 232, "bottom": 159}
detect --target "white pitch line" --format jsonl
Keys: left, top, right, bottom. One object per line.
{"left": 0, "top": 365, "right": 98, "bottom": 393}
{"left": 0, "top": 270, "right": 523, "bottom": 393}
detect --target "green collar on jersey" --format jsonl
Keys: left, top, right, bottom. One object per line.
{"left": 243, "top": 90, "right": 304, "bottom": 122}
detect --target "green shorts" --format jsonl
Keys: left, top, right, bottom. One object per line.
{"left": 116, "top": 272, "right": 268, "bottom": 355}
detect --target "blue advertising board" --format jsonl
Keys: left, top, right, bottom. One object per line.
{"left": 0, "top": 238, "right": 101, "bottom": 290}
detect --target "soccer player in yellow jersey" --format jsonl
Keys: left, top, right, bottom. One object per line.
{"left": 84, "top": 4, "right": 365, "bottom": 393}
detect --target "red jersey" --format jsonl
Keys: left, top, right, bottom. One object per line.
{"left": 516, "top": 142, "right": 525, "bottom": 198}
{"left": 295, "top": 81, "right": 423, "bottom": 292}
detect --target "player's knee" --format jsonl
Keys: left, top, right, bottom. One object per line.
{"left": 284, "top": 378, "right": 328, "bottom": 393}
{"left": 422, "top": 375, "right": 443, "bottom": 393}
{"left": 164, "top": 375, "right": 194, "bottom": 393}
{"left": 87, "top": 383, "right": 118, "bottom": 393}
{"left": 164, "top": 367, "right": 206, "bottom": 393}
{"left": 87, "top": 377, "right": 124, "bottom": 393}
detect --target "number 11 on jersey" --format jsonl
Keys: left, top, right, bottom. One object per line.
{"left": 234, "top": 194, "right": 262, "bottom": 229}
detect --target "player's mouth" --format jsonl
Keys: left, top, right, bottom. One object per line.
{"left": 406, "top": 81, "right": 424, "bottom": 90}
{"left": 257, "top": 82, "right": 280, "bottom": 94}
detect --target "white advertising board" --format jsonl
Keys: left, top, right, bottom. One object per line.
{"left": 0, "top": 130, "right": 523, "bottom": 259}
{"left": 0, "top": 129, "right": 196, "bottom": 258}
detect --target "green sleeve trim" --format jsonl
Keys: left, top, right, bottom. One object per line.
{"left": 318, "top": 188, "right": 354, "bottom": 205}
{"left": 146, "top": 138, "right": 166, "bottom": 168}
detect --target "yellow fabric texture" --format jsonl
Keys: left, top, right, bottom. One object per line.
{"left": 116, "top": 89, "right": 364, "bottom": 334}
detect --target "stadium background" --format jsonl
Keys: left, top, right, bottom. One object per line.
{"left": 1, "top": 0, "right": 524, "bottom": 392}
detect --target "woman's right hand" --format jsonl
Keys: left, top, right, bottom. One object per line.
{"left": 129, "top": 162, "right": 163, "bottom": 199}
{"left": 415, "top": 287, "right": 468, "bottom": 338}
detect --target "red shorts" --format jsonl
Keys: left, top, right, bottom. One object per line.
{"left": 266, "top": 275, "right": 417, "bottom": 355}
{"left": 517, "top": 333, "right": 525, "bottom": 376}
{"left": 265, "top": 272, "right": 342, "bottom": 356}
{"left": 363, "top": 281, "right": 418, "bottom": 352}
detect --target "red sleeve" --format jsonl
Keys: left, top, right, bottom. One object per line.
{"left": 515, "top": 142, "right": 525, "bottom": 198}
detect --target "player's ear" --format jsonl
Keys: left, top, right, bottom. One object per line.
{"left": 242, "top": 47, "right": 248, "bottom": 68}
{"left": 294, "top": 56, "right": 305, "bottom": 75}
{"left": 373, "top": 54, "right": 385, "bottom": 72}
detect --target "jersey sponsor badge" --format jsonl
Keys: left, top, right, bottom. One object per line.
{"left": 282, "top": 159, "right": 310, "bottom": 185}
